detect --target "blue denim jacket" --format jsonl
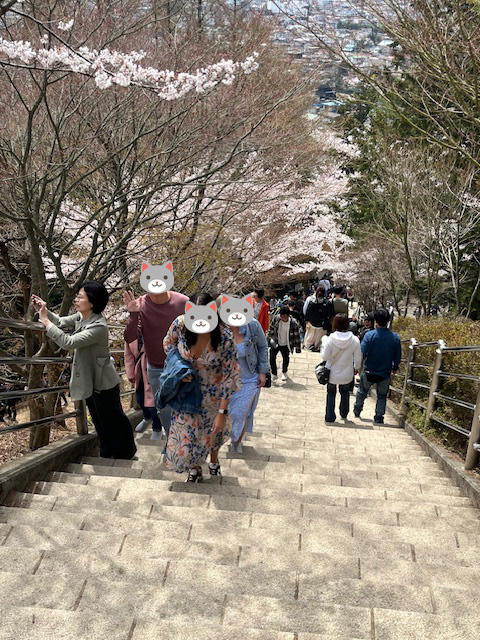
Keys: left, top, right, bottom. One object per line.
{"left": 156, "top": 348, "right": 202, "bottom": 414}
{"left": 361, "top": 327, "right": 402, "bottom": 378}
{"left": 238, "top": 319, "right": 269, "bottom": 375}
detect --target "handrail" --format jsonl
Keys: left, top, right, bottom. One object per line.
{"left": 429, "top": 413, "right": 470, "bottom": 437}
{"left": 0, "top": 356, "right": 72, "bottom": 365}
{"left": 407, "top": 380, "right": 430, "bottom": 391}
{"left": 412, "top": 341, "right": 440, "bottom": 348}
{"left": 0, "top": 316, "right": 133, "bottom": 446}
{"left": 434, "top": 392, "right": 476, "bottom": 412}
{"left": 393, "top": 335, "right": 480, "bottom": 471}
{"left": 437, "top": 371, "right": 480, "bottom": 383}
{"left": 0, "top": 410, "right": 80, "bottom": 435}
{"left": 442, "top": 345, "right": 480, "bottom": 353}
{"left": 0, "top": 385, "right": 69, "bottom": 400}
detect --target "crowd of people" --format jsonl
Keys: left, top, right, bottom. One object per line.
{"left": 29, "top": 271, "right": 401, "bottom": 483}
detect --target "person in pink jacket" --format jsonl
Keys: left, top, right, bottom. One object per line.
{"left": 124, "top": 338, "right": 162, "bottom": 433}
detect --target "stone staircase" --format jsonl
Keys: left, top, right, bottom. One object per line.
{"left": 1, "top": 351, "right": 480, "bottom": 639}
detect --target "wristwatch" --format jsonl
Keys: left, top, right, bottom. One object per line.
{"left": 218, "top": 408, "right": 228, "bottom": 415}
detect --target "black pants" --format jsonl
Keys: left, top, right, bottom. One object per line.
{"left": 326, "top": 382, "right": 351, "bottom": 422}
{"left": 270, "top": 345, "right": 290, "bottom": 375}
{"left": 86, "top": 385, "right": 137, "bottom": 459}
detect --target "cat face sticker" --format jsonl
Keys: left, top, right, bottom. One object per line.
{"left": 140, "top": 261, "right": 174, "bottom": 293}
{"left": 184, "top": 301, "right": 218, "bottom": 334}
{"left": 219, "top": 294, "right": 254, "bottom": 327}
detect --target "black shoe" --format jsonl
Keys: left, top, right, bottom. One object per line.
{"left": 373, "top": 417, "right": 384, "bottom": 425}
{"left": 208, "top": 463, "right": 221, "bottom": 476}
{"left": 186, "top": 468, "right": 202, "bottom": 483}
{"left": 353, "top": 410, "right": 361, "bottom": 418}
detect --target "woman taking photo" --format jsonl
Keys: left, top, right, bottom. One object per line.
{"left": 163, "top": 293, "right": 241, "bottom": 482}
{"left": 31, "top": 283, "right": 137, "bottom": 460}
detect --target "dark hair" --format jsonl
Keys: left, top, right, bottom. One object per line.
{"left": 374, "top": 308, "right": 390, "bottom": 327}
{"left": 185, "top": 292, "right": 221, "bottom": 351}
{"left": 254, "top": 288, "right": 265, "bottom": 299}
{"left": 288, "top": 290, "right": 297, "bottom": 298}
{"left": 79, "top": 281, "right": 109, "bottom": 314}
{"left": 333, "top": 285, "right": 344, "bottom": 295}
{"left": 279, "top": 306, "right": 290, "bottom": 316}
{"left": 333, "top": 313, "right": 350, "bottom": 332}
{"left": 365, "top": 313, "right": 375, "bottom": 325}
{"left": 315, "top": 285, "right": 325, "bottom": 296}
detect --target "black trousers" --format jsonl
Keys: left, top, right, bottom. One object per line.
{"left": 270, "top": 345, "right": 290, "bottom": 375}
{"left": 86, "top": 384, "right": 137, "bottom": 459}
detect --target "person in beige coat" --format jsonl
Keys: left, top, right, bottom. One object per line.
{"left": 32, "top": 282, "right": 136, "bottom": 460}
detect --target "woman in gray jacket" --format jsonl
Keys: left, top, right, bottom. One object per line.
{"left": 32, "top": 282, "right": 137, "bottom": 460}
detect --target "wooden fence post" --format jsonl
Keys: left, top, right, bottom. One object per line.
{"left": 74, "top": 400, "right": 88, "bottom": 435}
{"left": 401, "top": 338, "right": 416, "bottom": 412}
{"left": 425, "top": 340, "right": 445, "bottom": 427}
{"left": 465, "top": 384, "right": 480, "bottom": 471}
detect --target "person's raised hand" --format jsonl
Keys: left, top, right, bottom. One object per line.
{"left": 122, "top": 290, "right": 141, "bottom": 313}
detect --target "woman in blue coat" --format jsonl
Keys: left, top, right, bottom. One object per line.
{"left": 228, "top": 317, "right": 269, "bottom": 453}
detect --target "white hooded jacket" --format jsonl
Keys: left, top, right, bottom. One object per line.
{"left": 321, "top": 331, "right": 362, "bottom": 385}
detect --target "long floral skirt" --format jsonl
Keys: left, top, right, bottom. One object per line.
{"left": 165, "top": 408, "right": 231, "bottom": 473}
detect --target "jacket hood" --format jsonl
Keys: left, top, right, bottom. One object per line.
{"left": 329, "top": 331, "right": 354, "bottom": 349}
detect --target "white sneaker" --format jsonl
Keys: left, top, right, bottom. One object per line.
{"left": 281, "top": 373, "right": 288, "bottom": 382}
{"left": 272, "top": 374, "right": 278, "bottom": 381}
{"left": 230, "top": 441, "right": 238, "bottom": 453}
{"left": 150, "top": 431, "right": 163, "bottom": 441}
{"left": 135, "top": 418, "right": 152, "bottom": 433}
{"left": 236, "top": 441, "right": 243, "bottom": 454}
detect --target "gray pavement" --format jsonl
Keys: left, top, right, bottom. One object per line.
{"left": 0, "top": 350, "right": 479, "bottom": 639}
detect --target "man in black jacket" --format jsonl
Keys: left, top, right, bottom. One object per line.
{"left": 303, "top": 286, "right": 334, "bottom": 351}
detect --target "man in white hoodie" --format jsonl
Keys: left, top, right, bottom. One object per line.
{"left": 321, "top": 314, "right": 362, "bottom": 425}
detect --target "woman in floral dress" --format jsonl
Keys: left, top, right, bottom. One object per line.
{"left": 163, "top": 293, "right": 241, "bottom": 482}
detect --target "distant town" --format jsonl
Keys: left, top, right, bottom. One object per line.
{"left": 250, "top": 1, "right": 393, "bottom": 116}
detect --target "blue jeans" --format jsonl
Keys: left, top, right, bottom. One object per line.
{"left": 354, "top": 372, "right": 391, "bottom": 421}
{"left": 147, "top": 363, "right": 172, "bottom": 436}
{"left": 326, "top": 382, "right": 351, "bottom": 422}
{"left": 136, "top": 377, "right": 162, "bottom": 430}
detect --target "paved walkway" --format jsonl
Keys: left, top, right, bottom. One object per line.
{"left": 1, "top": 351, "right": 480, "bottom": 639}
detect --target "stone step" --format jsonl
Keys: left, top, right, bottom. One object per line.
{"left": 0, "top": 604, "right": 359, "bottom": 640}
{"left": 9, "top": 486, "right": 479, "bottom": 535}
{"left": 226, "top": 458, "right": 445, "bottom": 479}
{"left": 34, "top": 471, "right": 473, "bottom": 510}
{"left": 71, "top": 458, "right": 453, "bottom": 493}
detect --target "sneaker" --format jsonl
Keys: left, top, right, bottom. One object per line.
{"left": 272, "top": 374, "right": 278, "bottom": 381}
{"left": 230, "top": 441, "right": 238, "bottom": 453}
{"left": 236, "top": 441, "right": 243, "bottom": 454}
{"left": 281, "top": 372, "right": 288, "bottom": 382}
{"left": 185, "top": 468, "right": 202, "bottom": 483}
{"left": 353, "top": 409, "right": 361, "bottom": 418}
{"left": 208, "top": 463, "right": 221, "bottom": 476}
{"left": 325, "top": 421, "right": 335, "bottom": 426}
{"left": 135, "top": 418, "right": 152, "bottom": 433}
{"left": 373, "top": 417, "right": 384, "bottom": 425}
{"left": 150, "top": 431, "right": 163, "bottom": 441}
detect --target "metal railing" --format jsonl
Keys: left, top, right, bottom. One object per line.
{"left": 0, "top": 316, "right": 134, "bottom": 441}
{"left": 391, "top": 338, "right": 480, "bottom": 470}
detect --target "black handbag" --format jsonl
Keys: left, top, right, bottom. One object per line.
{"left": 314, "top": 346, "right": 342, "bottom": 386}
{"left": 315, "top": 361, "right": 330, "bottom": 385}
{"left": 365, "top": 371, "right": 387, "bottom": 383}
